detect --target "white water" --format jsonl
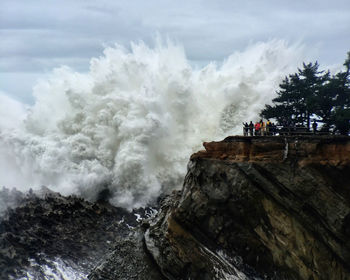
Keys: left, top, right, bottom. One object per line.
{"left": 0, "top": 39, "right": 305, "bottom": 209}
{"left": 17, "top": 258, "right": 87, "bottom": 280}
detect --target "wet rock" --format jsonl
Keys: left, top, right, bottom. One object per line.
{"left": 88, "top": 230, "right": 164, "bottom": 280}
{"left": 0, "top": 188, "right": 149, "bottom": 279}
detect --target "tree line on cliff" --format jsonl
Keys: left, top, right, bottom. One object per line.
{"left": 260, "top": 52, "right": 350, "bottom": 135}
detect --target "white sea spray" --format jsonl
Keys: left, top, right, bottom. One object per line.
{"left": 16, "top": 258, "right": 87, "bottom": 280}
{"left": 0, "top": 39, "right": 305, "bottom": 209}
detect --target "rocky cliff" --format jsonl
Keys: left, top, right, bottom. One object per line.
{"left": 142, "top": 136, "right": 350, "bottom": 280}
{"left": 3, "top": 136, "right": 350, "bottom": 280}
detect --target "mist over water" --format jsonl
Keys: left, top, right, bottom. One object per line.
{"left": 0, "top": 40, "right": 305, "bottom": 209}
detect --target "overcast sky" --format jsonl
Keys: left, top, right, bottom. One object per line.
{"left": 1, "top": 0, "right": 350, "bottom": 103}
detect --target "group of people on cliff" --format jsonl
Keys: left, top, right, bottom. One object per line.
{"left": 243, "top": 119, "right": 322, "bottom": 136}
{"left": 242, "top": 120, "right": 277, "bottom": 136}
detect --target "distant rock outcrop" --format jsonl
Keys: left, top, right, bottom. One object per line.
{"left": 0, "top": 187, "right": 151, "bottom": 280}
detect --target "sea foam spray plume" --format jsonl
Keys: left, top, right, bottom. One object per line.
{"left": 0, "top": 40, "right": 304, "bottom": 209}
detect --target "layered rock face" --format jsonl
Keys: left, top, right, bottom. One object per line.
{"left": 144, "top": 136, "right": 350, "bottom": 280}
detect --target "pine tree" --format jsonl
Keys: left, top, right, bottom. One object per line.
{"left": 261, "top": 52, "right": 350, "bottom": 135}
{"left": 330, "top": 52, "right": 350, "bottom": 134}
{"left": 298, "top": 62, "right": 327, "bottom": 129}
{"left": 261, "top": 62, "right": 325, "bottom": 129}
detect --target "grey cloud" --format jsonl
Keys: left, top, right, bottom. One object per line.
{"left": 1, "top": 0, "right": 350, "bottom": 102}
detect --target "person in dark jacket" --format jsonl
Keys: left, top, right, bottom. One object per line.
{"left": 312, "top": 120, "right": 318, "bottom": 134}
{"left": 249, "top": 121, "right": 254, "bottom": 136}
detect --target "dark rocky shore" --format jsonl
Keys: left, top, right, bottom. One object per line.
{"left": 2, "top": 136, "right": 350, "bottom": 280}
{"left": 0, "top": 187, "right": 156, "bottom": 279}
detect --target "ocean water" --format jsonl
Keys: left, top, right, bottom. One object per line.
{"left": 16, "top": 257, "right": 88, "bottom": 280}
{"left": 0, "top": 39, "right": 305, "bottom": 210}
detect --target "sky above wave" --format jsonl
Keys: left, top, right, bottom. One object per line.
{"left": 1, "top": 0, "right": 350, "bottom": 103}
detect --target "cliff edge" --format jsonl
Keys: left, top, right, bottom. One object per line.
{"left": 144, "top": 136, "right": 350, "bottom": 280}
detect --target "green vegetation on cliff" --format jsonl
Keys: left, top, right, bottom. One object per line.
{"left": 261, "top": 52, "right": 350, "bottom": 135}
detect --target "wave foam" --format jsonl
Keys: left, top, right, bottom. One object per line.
{"left": 0, "top": 40, "right": 305, "bottom": 209}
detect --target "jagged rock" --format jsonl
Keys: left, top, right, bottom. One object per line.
{"left": 88, "top": 230, "right": 164, "bottom": 280}
{"left": 0, "top": 188, "right": 149, "bottom": 279}
{"left": 145, "top": 136, "right": 350, "bottom": 280}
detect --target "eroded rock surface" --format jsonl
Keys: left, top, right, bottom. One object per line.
{"left": 144, "top": 136, "right": 350, "bottom": 280}
{"left": 0, "top": 187, "right": 151, "bottom": 279}
{"left": 88, "top": 229, "right": 164, "bottom": 280}
{"left": 144, "top": 192, "right": 262, "bottom": 280}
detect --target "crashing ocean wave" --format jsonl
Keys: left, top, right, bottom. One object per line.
{"left": 0, "top": 39, "right": 305, "bottom": 209}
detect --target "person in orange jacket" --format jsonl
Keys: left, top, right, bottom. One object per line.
{"left": 254, "top": 122, "right": 261, "bottom": 136}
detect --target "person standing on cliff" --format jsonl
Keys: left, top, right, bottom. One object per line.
{"left": 249, "top": 121, "right": 254, "bottom": 136}
{"left": 312, "top": 120, "right": 318, "bottom": 134}
{"left": 266, "top": 119, "right": 271, "bottom": 135}
{"left": 243, "top": 122, "right": 249, "bottom": 136}
{"left": 260, "top": 119, "right": 265, "bottom": 136}
{"left": 255, "top": 121, "right": 260, "bottom": 136}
